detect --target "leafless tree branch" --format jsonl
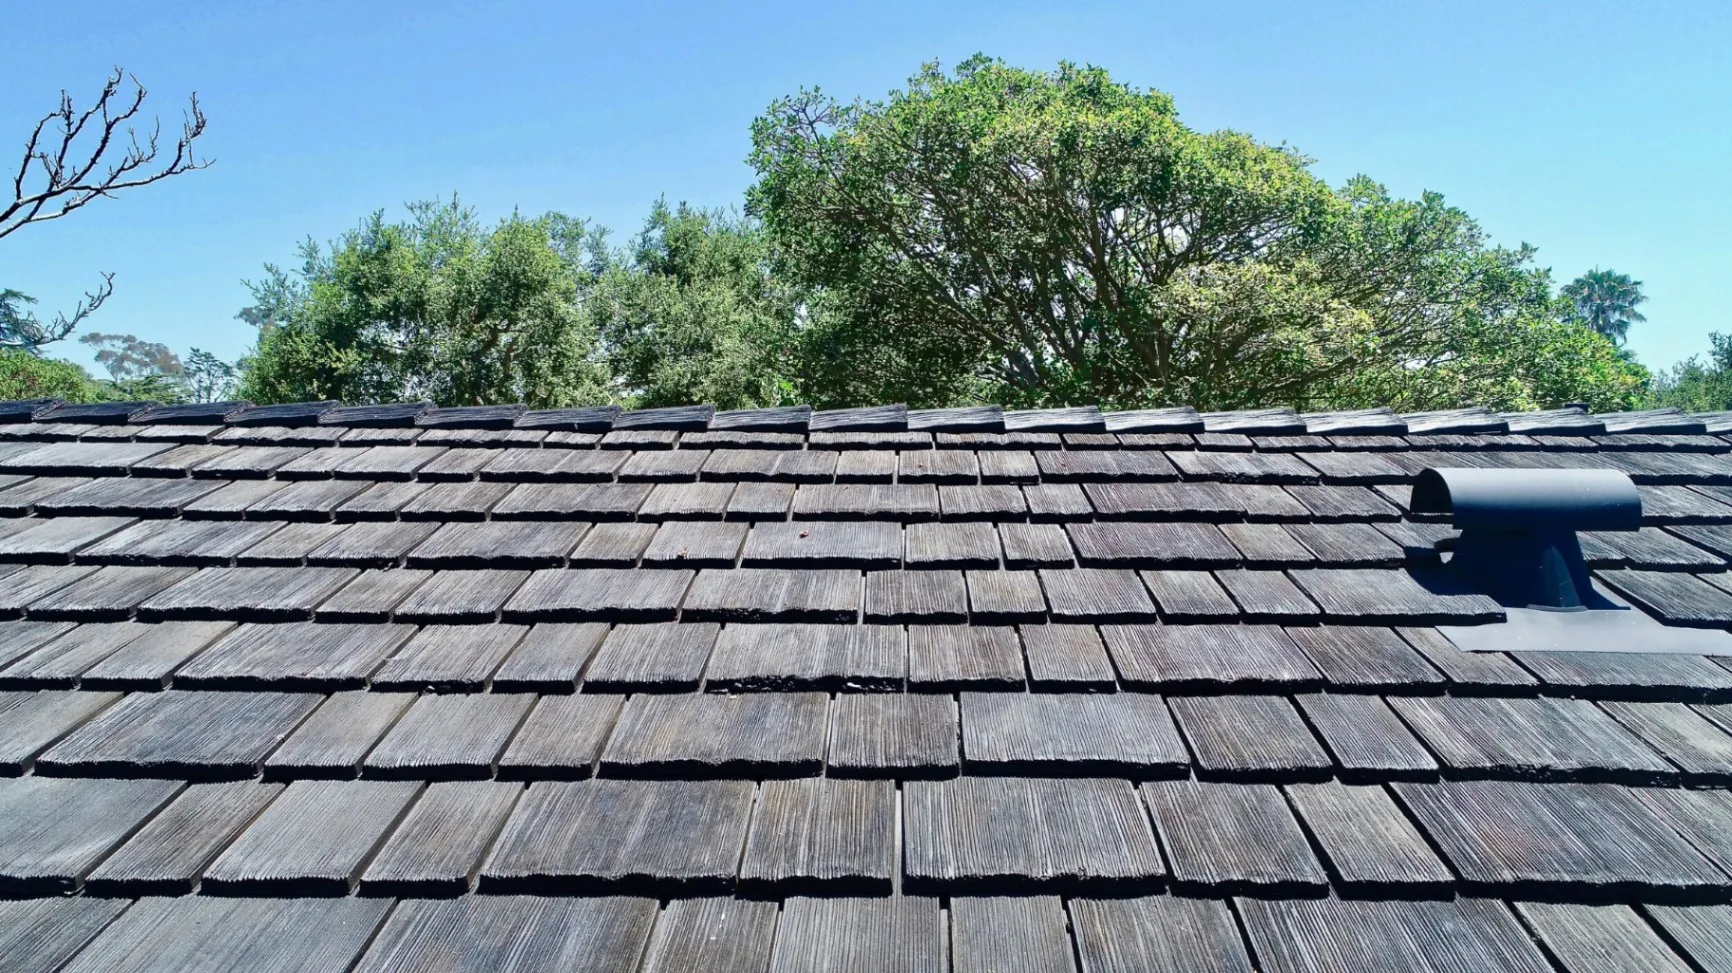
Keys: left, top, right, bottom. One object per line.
{"left": 1, "top": 66, "right": 210, "bottom": 241}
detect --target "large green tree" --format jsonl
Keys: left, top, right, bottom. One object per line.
{"left": 588, "top": 201, "right": 799, "bottom": 409}
{"left": 750, "top": 56, "right": 1645, "bottom": 411}
{"left": 238, "top": 199, "right": 613, "bottom": 407}
{"left": 1562, "top": 268, "right": 1647, "bottom": 346}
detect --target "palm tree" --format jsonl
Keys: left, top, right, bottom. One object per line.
{"left": 1562, "top": 268, "right": 1647, "bottom": 346}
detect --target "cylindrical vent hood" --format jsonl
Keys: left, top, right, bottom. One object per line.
{"left": 1410, "top": 467, "right": 1641, "bottom": 532}
{"left": 1412, "top": 467, "right": 1641, "bottom": 611}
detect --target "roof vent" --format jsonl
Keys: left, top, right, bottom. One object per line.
{"left": 1416, "top": 466, "right": 1732, "bottom": 656}
{"left": 1411, "top": 467, "right": 1638, "bottom": 611}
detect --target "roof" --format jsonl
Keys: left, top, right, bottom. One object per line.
{"left": 2, "top": 398, "right": 1732, "bottom": 971}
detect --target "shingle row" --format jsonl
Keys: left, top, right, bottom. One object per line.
{"left": 6, "top": 771, "right": 1732, "bottom": 905}
{"left": 12, "top": 683, "right": 1732, "bottom": 784}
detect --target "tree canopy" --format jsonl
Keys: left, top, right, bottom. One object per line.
{"left": 748, "top": 57, "right": 1645, "bottom": 411}
{"left": 1562, "top": 268, "right": 1647, "bottom": 347}
{"left": 11, "top": 55, "right": 1662, "bottom": 416}
{"left": 237, "top": 199, "right": 613, "bottom": 407}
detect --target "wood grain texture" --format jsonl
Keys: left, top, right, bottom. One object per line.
{"left": 1102, "top": 624, "right": 1320, "bottom": 692}
{"left": 360, "top": 780, "right": 522, "bottom": 896}
{"left": 364, "top": 693, "right": 534, "bottom": 779}
{"left": 940, "top": 484, "right": 1028, "bottom": 520}
{"left": 769, "top": 897, "right": 946, "bottom": 973}
{"left": 264, "top": 691, "right": 416, "bottom": 779}
{"left": 175, "top": 622, "right": 415, "bottom": 690}
{"left": 389, "top": 569, "right": 527, "bottom": 622}
{"left": 904, "top": 776, "right": 1164, "bottom": 894}
{"left": 1392, "top": 780, "right": 1728, "bottom": 899}
{"left": 16, "top": 568, "right": 189, "bottom": 623}
{"left": 1283, "top": 625, "right": 1445, "bottom": 692}
{"left": 0, "top": 898, "right": 129, "bottom": 973}
{"left": 1284, "top": 782, "right": 1453, "bottom": 896}
{"left": 965, "top": 569, "right": 1047, "bottom": 622}
{"left": 864, "top": 570, "right": 967, "bottom": 623}
{"left": 201, "top": 779, "right": 420, "bottom": 895}
{"left": 61, "top": 897, "right": 392, "bottom": 973}
{"left": 481, "top": 779, "right": 755, "bottom": 893}
{"left": 39, "top": 690, "right": 319, "bottom": 779}
{"left": 1020, "top": 623, "right": 1116, "bottom": 689}
{"left": 0, "top": 776, "right": 181, "bottom": 894}
{"left": 1396, "top": 625, "right": 1538, "bottom": 691}
{"left": 1069, "top": 896, "right": 1253, "bottom": 973}
{"left": 0, "top": 623, "right": 147, "bottom": 688}
{"left": 67, "top": 619, "right": 235, "bottom": 689}
{"left": 565, "top": 522, "right": 657, "bottom": 565}
{"left": 137, "top": 565, "right": 359, "bottom": 621}
{"left": 1645, "top": 905, "right": 1732, "bottom": 973}
{"left": 1295, "top": 693, "right": 1438, "bottom": 780}
{"left": 504, "top": 568, "right": 693, "bottom": 622}
{"left": 638, "top": 898, "right": 779, "bottom": 973}
{"left": 1140, "top": 570, "right": 1237, "bottom": 621}
{"left": 601, "top": 691, "right": 828, "bottom": 778}
{"left": 1068, "top": 522, "right": 1240, "bottom": 569}
{"left": 1142, "top": 780, "right": 1327, "bottom": 896}
{"left": 489, "top": 621, "right": 609, "bottom": 691}
{"left": 1515, "top": 902, "right": 1695, "bottom": 973}
{"left": 581, "top": 622, "right": 720, "bottom": 692}
{"left": 640, "top": 521, "right": 748, "bottom": 567}
{"left": 309, "top": 568, "right": 432, "bottom": 621}
{"left": 1169, "top": 695, "right": 1333, "bottom": 782}
{"left": 907, "top": 624, "right": 1025, "bottom": 689}
{"left": 739, "top": 778, "right": 895, "bottom": 893}
{"left": 1041, "top": 568, "right": 1159, "bottom": 621}
{"left": 962, "top": 692, "right": 1187, "bottom": 778}
{"left": 407, "top": 521, "right": 588, "bottom": 568}
{"left": 704, "top": 623, "right": 905, "bottom": 691}
{"left": 83, "top": 780, "right": 283, "bottom": 894}
{"left": 1519, "top": 652, "right": 1732, "bottom": 700}
{"left": 1289, "top": 568, "right": 1505, "bottom": 623}
{"left": 498, "top": 694, "right": 623, "bottom": 780}
{"left": 827, "top": 692, "right": 958, "bottom": 778}
{"left": 0, "top": 689, "right": 119, "bottom": 773}
{"left": 682, "top": 569, "right": 860, "bottom": 623}
{"left": 792, "top": 484, "right": 940, "bottom": 521}
{"left": 905, "top": 522, "right": 999, "bottom": 568}
{"left": 952, "top": 897, "right": 1075, "bottom": 973}
{"left": 1389, "top": 695, "right": 1674, "bottom": 782}
{"left": 1600, "top": 701, "right": 1732, "bottom": 781}
{"left": 1239, "top": 898, "right": 1552, "bottom": 973}
{"left": 369, "top": 623, "right": 528, "bottom": 692}
{"left": 998, "top": 522, "right": 1074, "bottom": 568}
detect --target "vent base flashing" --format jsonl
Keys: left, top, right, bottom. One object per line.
{"left": 1439, "top": 581, "right": 1732, "bottom": 656}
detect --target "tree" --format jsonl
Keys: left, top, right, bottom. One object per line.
{"left": 750, "top": 57, "right": 1645, "bottom": 411}
{"left": 79, "top": 331, "right": 182, "bottom": 381}
{"left": 1649, "top": 333, "right": 1732, "bottom": 412}
{"left": 2, "top": 68, "right": 210, "bottom": 352}
{"left": 0, "top": 348, "right": 102, "bottom": 402}
{"left": 1562, "top": 268, "right": 1647, "bottom": 346}
{"left": 589, "top": 200, "right": 799, "bottom": 409}
{"left": 238, "top": 198, "right": 613, "bottom": 407}
{"left": 182, "top": 348, "right": 237, "bottom": 403}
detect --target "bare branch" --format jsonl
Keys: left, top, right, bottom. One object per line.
{"left": 1, "top": 67, "right": 211, "bottom": 241}
{"left": 0, "top": 272, "right": 114, "bottom": 350}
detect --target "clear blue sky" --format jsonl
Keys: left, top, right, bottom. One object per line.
{"left": 6, "top": 0, "right": 1729, "bottom": 378}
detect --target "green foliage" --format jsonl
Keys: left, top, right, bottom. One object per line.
{"left": 0, "top": 348, "right": 103, "bottom": 402}
{"left": 1562, "top": 268, "right": 1647, "bottom": 346}
{"left": 749, "top": 56, "right": 1646, "bottom": 411}
{"left": 1650, "top": 333, "right": 1732, "bottom": 412}
{"left": 183, "top": 349, "right": 237, "bottom": 403}
{"left": 238, "top": 198, "right": 613, "bottom": 407}
{"left": 590, "top": 200, "right": 799, "bottom": 409}
{"left": 79, "top": 332, "right": 183, "bottom": 381}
